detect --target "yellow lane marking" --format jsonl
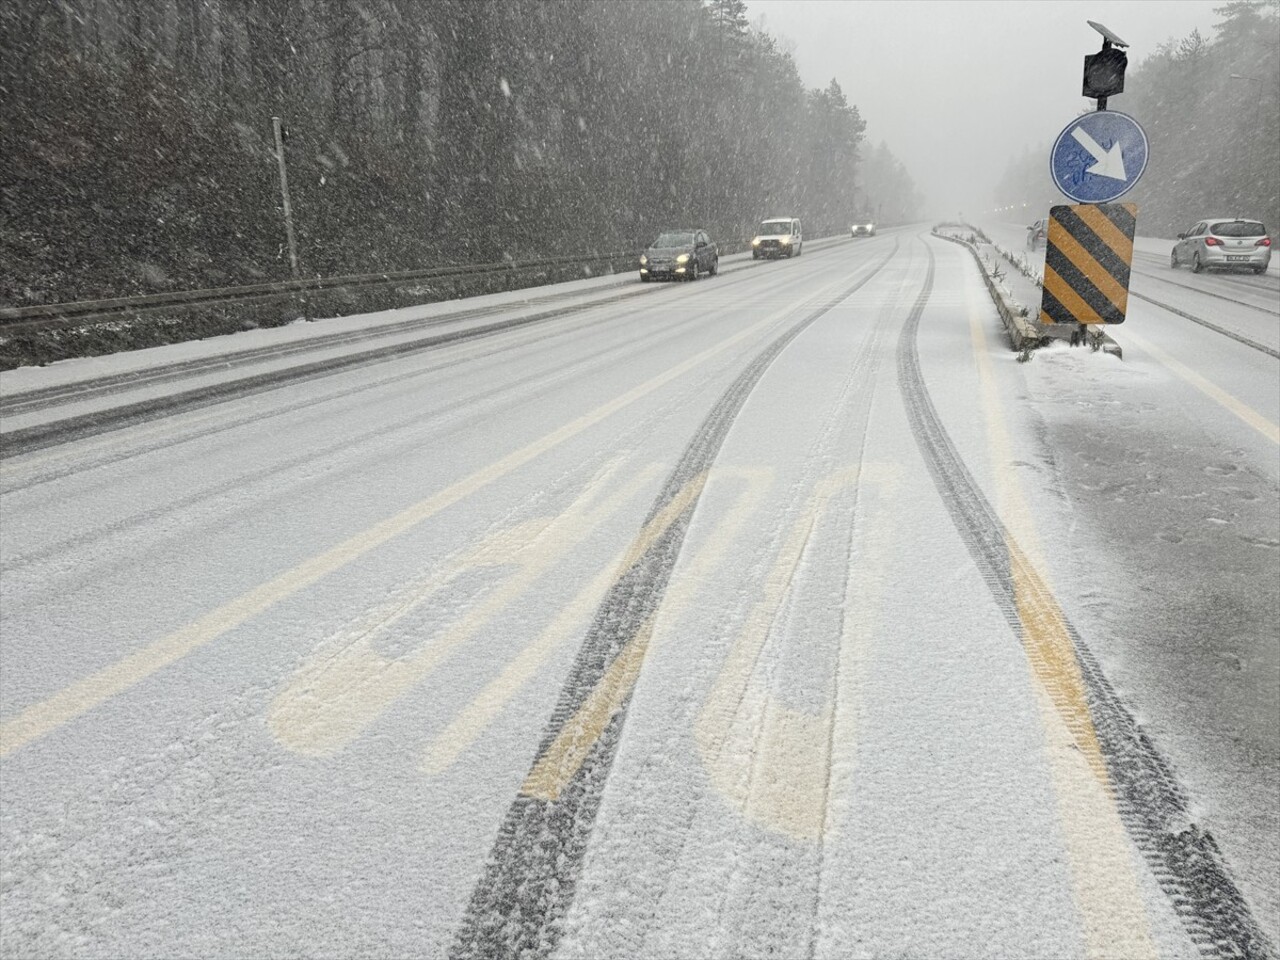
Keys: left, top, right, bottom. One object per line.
{"left": 1122, "top": 328, "right": 1280, "bottom": 445}
{"left": 1043, "top": 264, "right": 1106, "bottom": 326}
{"left": 1047, "top": 222, "right": 1130, "bottom": 315}
{"left": 519, "top": 470, "right": 710, "bottom": 800}
{"left": 516, "top": 462, "right": 889, "bottom": 812}
{"left": 420, "top": 466, "right": 775, "bottom": 775}
{"left": 420, "top": 545, "right": 624, "bottom": 775}
{"left": 694, "top": 464, "right": 899, "bottom": 841}
{"left": 644, "top": 466, "right": 777, "bottom": 653}
{"left": 522, "top": 617, "right": 656, "bottom": 802}
{"left": 968, "top": 284, "right": 1155, "bottom": 959}
{"left": 416, "top": 268, "right": 872, "bottom": 781}
{"left": 269, "top": 460, "right": 659, "bottom": 756}
{"left": 0, "top": 275, "right": 853, "bottom": 757}
{"left": 1008, "top": 536, "right": 1105, "bottom": 781}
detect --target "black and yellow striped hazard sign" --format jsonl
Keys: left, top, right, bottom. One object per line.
{"left": 1039, "top": 202, "right": 1137, "bottom": 325}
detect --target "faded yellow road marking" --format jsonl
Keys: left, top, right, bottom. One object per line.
{"left": 522, "top": 617, "right": 656, "bottom": 802}
{"left": 270, "top": 459, "right": 659, "bottom": 756}
{"left": 420, "top": 466, "right": 775, "bottom": 776}
{"left": 0, "top": 276, "right": 849, "bottom": 757}
{"left": 1122, "top": 327, "right": 1279, "bottom": 444}
{"left": 967, "top": 283, "right": 1155, "bottom": 960}
{"left": 518, "top": 470, "right": 710, "bottom": 801}
{"left": 694, "top": 464, "right": 900, "bottom": 841}
{"left": 420, "top": 551, "right": 622, "bottom": 775}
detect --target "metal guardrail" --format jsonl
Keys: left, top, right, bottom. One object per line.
{"left": 0, "top": 231, "right": 869, "bottom": 334}
{"left": 0, "top": 249, "right": 636, "bottom": 330}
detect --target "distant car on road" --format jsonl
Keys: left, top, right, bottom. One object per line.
{"left": 851, "top": 220, "right": 876, "bottom": 237}
{"left": 1026, "top": 218, "right": 1047, "bottom": 250}
{"left": 1171, "top": 218, "right": 1272, "bottom": 274}
{"left": 751, "top": 218, "right": 803, "bottom": 259}
{"left": 639, "top": 229, "right": 719, "bottom": 281}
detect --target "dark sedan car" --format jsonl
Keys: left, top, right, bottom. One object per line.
{"left": 639, "top": 229, "right": 719, "bottom": 281}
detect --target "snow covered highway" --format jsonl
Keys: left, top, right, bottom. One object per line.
{"left": 2, "top": 231, "right": 1277, "bottom": 958}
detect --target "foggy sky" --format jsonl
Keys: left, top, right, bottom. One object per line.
{"left": 751, "top": 0, "right": 1223, "bottom": 218}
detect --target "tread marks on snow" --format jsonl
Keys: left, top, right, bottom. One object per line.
{"left": 898, "top": 237, "right": 1274, "bottom": 960}
{"left": 450, "top": 243, "right": 901, "bottom": 960}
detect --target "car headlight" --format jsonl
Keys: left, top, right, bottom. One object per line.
{"left": 676, "top": 253, "right": 690, "bottom": 263}
{"left": 640, "top": 255, "right": 648, "bottom": 265}
{"left": 752, "top": 238, "right": 761, "bottom": 246}
{"left": 782, "top": 236, "right": 792, "bottom": 244}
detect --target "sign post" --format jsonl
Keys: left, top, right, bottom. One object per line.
{"left": 272, "top": 116, "right": 300, "bottom": 283}
{"left": 1040, "top": 22, "right": 1145, "bottom": 334}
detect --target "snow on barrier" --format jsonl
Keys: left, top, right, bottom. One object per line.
{"left": 931, "top": 225, "right": 1122, "bottom": 360}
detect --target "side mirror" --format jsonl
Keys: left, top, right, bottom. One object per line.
{"left": 1176, "top": 233, "right": 1186, "bottom": 239}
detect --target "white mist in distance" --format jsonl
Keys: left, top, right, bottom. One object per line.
{"left": 753, "top": 0, "right": 1222, "bottom": 219}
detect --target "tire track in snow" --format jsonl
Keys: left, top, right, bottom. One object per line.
{"left": 0, "top": 283, "right": 643, "bottom": 418}
{"left": 1131, "top": 269, "right": 1279, "bottom": 319}
{"left": 1, "top": 275, "right": 815, "bottom": 570}
{"left": 0, "top": 291, "right": 654, "bottom": 459}
{"left": 0, "top": 235, "right": 857, "bottom": 424}
{"left": 1127, "top": 289, "right": 1279, "bottom": 359}
{"left": 448, "top": 244, "right": 901, "bottom": 960}
{"left": 900, "top": 237, "right": 1275, "bottom": 960}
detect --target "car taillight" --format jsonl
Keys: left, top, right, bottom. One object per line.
{"left": 1204, "top": 236, "right": 1222, "bottom": 246}
{"left": 1257, "top": 237, "right": 1272, "bottom": 247}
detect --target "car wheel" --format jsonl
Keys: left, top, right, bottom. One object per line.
{"left": 1192, "top": 253, "right": 1204, "bottom": 273}
{"left": 640, "top": 273, "right": 651, "bottom": 282}
{"left": 709, "top": 257, "right": 718, "bottom": 276}
{"left": 1170, "top": 250, "right": 1178, "bottom": 268}
{"left": 1256, "top": 265, "right": 1268, "bottom": 275}
{"left": 690, "top": 260, "right": 700, "bottom": 281}
{"left": 752, "top": 251, "right": 759, "bottom": 260}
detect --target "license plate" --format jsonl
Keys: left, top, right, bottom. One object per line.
{"left": 1226, "top": 255, "right": 1249, "bottom": 261}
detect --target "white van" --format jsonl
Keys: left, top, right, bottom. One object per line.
{"left": 751, "top": 217, "right": 803, "bottom": 259}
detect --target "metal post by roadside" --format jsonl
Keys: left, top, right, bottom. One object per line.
{"left": 1229, "top": 74, "right": 1264, "bottom": 131}
{"left": 272, "top": 116, "right": 307, "bottom": 319}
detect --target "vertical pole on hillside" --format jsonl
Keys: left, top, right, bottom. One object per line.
{"left": 273, "top": 116, "right": 300, "bottom": 282}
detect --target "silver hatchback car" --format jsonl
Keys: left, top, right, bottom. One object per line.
{"left": 1171, "top": 218, "right": 1272, "bottom": 274}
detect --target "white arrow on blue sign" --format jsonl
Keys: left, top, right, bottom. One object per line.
{"left": 1049, "top": 111, "right": 1149, "bottom": 203}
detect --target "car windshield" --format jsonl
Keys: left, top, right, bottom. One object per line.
{"left": 1210, "top": 220, "right": 1266, "bottom": 237}
{"left": 759, "top": 221, "right": 792, "bottom": 235}
{"left": 652, "top": 232, "right": 695, "bottom": 248}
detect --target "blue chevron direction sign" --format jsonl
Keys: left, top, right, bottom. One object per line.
{"left": 1049, "top": 111, "right": 1149, "bottom": 204}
